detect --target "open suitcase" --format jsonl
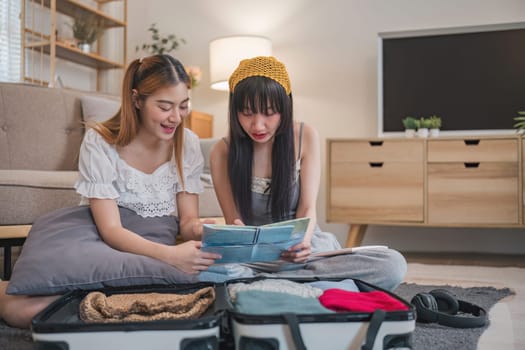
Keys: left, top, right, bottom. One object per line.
{"left": 31, "top": 283, "right": 230, "bottom": 350}
{"left": 222, "top": 277, "right": 415, "bottom": 350}
{"left": 31, "top": 277, "right": 414, "bottom": 350}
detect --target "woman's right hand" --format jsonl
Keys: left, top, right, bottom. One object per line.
{"left": 163, "top": 241, "right": 221, "bottom": 274}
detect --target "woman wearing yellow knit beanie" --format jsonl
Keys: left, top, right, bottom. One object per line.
{"left": 208, "top": 56, "right": 407, "bottom": 291}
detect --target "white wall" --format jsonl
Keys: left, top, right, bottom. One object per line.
{"left": 127, "top": 0, "right": 525, "bottom": 254}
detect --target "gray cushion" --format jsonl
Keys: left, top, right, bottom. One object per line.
{"left": 80, "top": 95, "right": 120, "bottom": 123}
{"left": 199, "top": 184, "right": 222, "bottom": 218}
{"left": 0, "top": 170, "right": 80, "bottom": 225}
{"left": 7, "top": 206, "right": 199, "bottom": 295}
{"left": 199, "top": 138, "right": 219, "bottom": 174}
{"left": 0, "top": 84, "right": 84, "bottom": 171}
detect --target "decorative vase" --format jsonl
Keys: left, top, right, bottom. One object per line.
{"left": 430, "top": 128, "right": 440, "bottom": 137}
{"left": 78, "top": 43, "right": 90, "bottom": 53}
{"left": 417, "top": 128, "right": 429, "bottom": 138}
{"left": 405, "top": 129, "right": 416, "bottom": 138}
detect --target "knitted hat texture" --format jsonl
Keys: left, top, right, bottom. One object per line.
{"left": 229, "top": 56, "right": 291, "bottom": 94}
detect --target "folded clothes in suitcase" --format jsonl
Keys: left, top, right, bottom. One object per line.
{"left": 222, "top": 277, "right": 416, "bottom": 350}
{"left": 31, "top": 283, "right": 229, "bottom": 350}
{"left": 31, "top": 278, "right": 415, "bottom": 350}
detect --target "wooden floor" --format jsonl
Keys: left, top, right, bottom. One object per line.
{"left": 403, "top": 252, "right": 525, "bottom": 268}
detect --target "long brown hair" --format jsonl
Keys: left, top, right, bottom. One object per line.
{"left": 91, "top": 54, "right": 191, "bottom": 186}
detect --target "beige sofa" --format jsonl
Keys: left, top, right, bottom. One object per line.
{"left": 0, "top": 82, "right": 222, "bottom": 277}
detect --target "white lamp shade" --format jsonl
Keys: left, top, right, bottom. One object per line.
{"left": 209, "top": 36, "right": 272, "bottom": 91}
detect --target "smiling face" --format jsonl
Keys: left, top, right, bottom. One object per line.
{"left": 134, "top": 83, "right": 190, "bottom": 142}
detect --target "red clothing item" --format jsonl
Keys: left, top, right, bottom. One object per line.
{"left": 319, "top": 289, "right": 409, "bottom": 312}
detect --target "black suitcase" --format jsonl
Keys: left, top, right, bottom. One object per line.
{"left": 32, "top": 283, "right": 228, "bottom": 350}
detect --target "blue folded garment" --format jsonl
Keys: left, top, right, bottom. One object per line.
{"left": 234, "top": 290, "right": 334, "bottom": 315}
{"left": 307, "top": 279, "right": 359, "bottom": 292}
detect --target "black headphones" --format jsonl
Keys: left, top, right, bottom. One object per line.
{"left": 411, "top": 289, "right": 487, "bottom": 328}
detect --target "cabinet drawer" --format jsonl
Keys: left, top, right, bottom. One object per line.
{"left": 428, "top": 139, "right": 518, "bottom": 162}
{"left": 330, "top": 140, "right": 423, "bottom": 163}
{"left": 328, "top": 162, "right": 424, "bottom": 222}
{"left": 428, "top": 162, "right": 519, "bottom": 224}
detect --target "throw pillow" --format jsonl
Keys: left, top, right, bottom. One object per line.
{"left": 7, "top": 206, "right": 199, "bottom": 296}
{"left": 199, "top": 138, "right": 218, "bottom": 175}
{"left": 80, "top": 95, "right": 120, "bottom": 123}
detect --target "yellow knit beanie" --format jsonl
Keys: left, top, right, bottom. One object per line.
{"left": 228, "top": 56, "right": 291, "bottom": 95}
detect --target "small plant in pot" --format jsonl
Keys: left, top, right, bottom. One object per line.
{"left": 417, "top": 117, "right": 432, "bottom": 138}
{"left": 514, "top": 111, "right": 525, "bottom": 134}
{"left": 70, "top": 15, "right": 105, "bottom": 53}
{"left": 135, "top": 23, "right": 186, "bottom": 55}
{"left": 402, "top": 116, "right": 418, "bottom": 138}
{"left": 428, "top": 115, "right": 442, "bottom": 137}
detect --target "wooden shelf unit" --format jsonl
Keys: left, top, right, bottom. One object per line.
{"left": 326, "top": 135, "right": 523, "bottom": 247}
{"left": 21, "top": 0, "right": 127, "bottom": 91}
{"left": 40, "top": 0, "right": 126, "bottom": 27}
{"left": 184, "top": 111, "right": 214, "bottom": 139}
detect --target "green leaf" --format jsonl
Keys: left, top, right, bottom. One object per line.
{"left": 137, "top": 23, "right": 186, "bottom": 55}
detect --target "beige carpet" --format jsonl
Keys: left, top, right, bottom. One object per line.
{"left": 404, "top": 263, "right": 525, "bottom": 349}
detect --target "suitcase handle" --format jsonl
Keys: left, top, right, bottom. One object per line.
{"left": 361, "top": 309, "right": 387, "bottom": 350}
{"left": 282, "top": 309, "right": 387, "bottom": 350}
{"left": 282, "top": 313, "right": 307, "bottom": 350}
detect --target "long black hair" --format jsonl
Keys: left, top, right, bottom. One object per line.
{"left": 228, "top": 76, "right": 295, "bottom": 223}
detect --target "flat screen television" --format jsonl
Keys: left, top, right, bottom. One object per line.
{"left": 378, "top": 22, "right": 525, "bottom": 136}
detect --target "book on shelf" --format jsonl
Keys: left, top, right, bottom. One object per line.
{"left": 201, "top": 217, "right": 310, "bottom": 264}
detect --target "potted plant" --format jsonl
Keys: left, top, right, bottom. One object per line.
{"left": 428, "top": 115, "right": 442, "bottom": 137}
{"left": 70, "top": 15, "right": 105, "bottom": 53}
{"left": 417, "top": 117, "right": 432, "bottom": 138}
{"left": 514, "top": 111, "right": 525, "bottom": 134}
{"left": 136, "top": 23, "right": 186, "bottom": 55}
{"left": 402, "top": 116, "right": 418, "bottom": 138}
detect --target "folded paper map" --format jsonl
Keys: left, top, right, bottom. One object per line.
{"left": 201, "top": 217, "right": 310, "bottom": 264}
{"left": 242, "top": 245, "right": 389, "bottom": 272}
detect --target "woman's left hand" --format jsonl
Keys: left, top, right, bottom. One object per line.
{"left": 281, "top": 241, "right": 311, "bottom": 263}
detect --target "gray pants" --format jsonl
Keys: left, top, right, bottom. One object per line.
{"left": 198, "top": 230, "right": 407, "bottom": 291}
{"left": 267, "top": 248, "right": 407, "bottom": 291}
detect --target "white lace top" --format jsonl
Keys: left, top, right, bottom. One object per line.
{"left": 74, "top": 128, "right": 204, "bottom": 218}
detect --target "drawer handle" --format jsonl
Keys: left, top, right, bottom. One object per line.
{"left": 464, "top": 140, "right": 480, "bottom": 146}
{"left": 369, "top": 141, "right": 384, "bottom": 147}
{"left": 464, "top": 162, "right": 480, "bottom": 168}
{"left": 369, "top": 162, "right": 384, "bottom": 168}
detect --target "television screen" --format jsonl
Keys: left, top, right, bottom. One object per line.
{"left": 379, "top": 23, "right": 525, "bottom": 134}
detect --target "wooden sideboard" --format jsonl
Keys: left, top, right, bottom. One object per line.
{"left": 184, "top": 110, "right": 213, "bottom": 138}
{"left": 326, "top": 135, "right": 522, "bottom": 247}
